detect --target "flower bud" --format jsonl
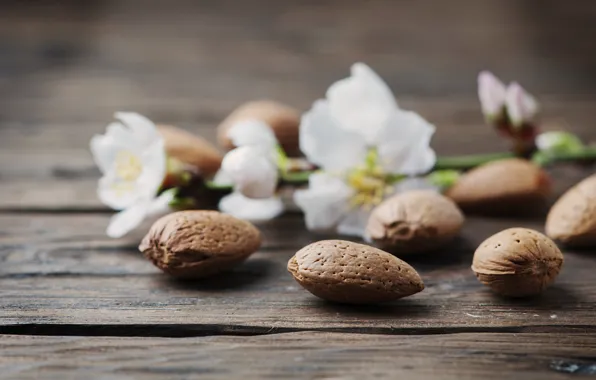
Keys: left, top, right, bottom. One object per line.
{"left": 221, "top": 145, "right": 278, "bottom": 199}
{"left": 478, "top": 71, "right": 506, "bottom": 121}
{"left": 505, "top": 82, "right": 538, "bottom": 127}
{"left": 227, "top": 119, "right": 278, "bottom": 149}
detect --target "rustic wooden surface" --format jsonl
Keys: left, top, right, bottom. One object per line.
{"left": 1, "top": 0, "right": 596, "bottom": 379}
{"left": 1, "top": 332, "right": 596, "bottom": 379}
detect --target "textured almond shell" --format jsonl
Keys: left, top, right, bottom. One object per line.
{"left": 546, "top": 174, "right": 596, "bottom": 247}
{"left": 472, "top": 228, "right": 563, "bottom": 297}
{"left": 366, "top": 190, "right": 464, "bottom": 254}
{"left": 446, "top": 158, "right": 551, "bottom": 214}
{"left": 158, "top": 125, "right": 223, "bottom": 176}
{"left": 217, "top": 100, "right": 301, "bottom": 156}
{"left": 139, "top": 210, "right": 261, "bottom": 278}
{"left": 288, "top": 240, "right": 424, "bottom": 304}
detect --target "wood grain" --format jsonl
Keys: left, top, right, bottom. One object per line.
{"left": 1, "top": 332, "right": 595, "bottom": 379}
{"left": 0, "top": 213, "right": 595, "bottom": 333}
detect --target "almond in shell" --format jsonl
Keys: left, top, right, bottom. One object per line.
{"left": 158, "top": 124, "right": 223, "bottom": 176}
{"left": 288, "top": 240, "right": 424, "bottom": 304}
{"left": 472, "top": 228, "right": 563, "bottom": 297}
{"left": 446, "top": 158, "right": 551, "bottom": 215}
{"left": 546, "top": 174, "right": 596, "bottom": 247}
{"left": 139, "top": 210, "right": 261, "bottom": 278}
{"left": 366, "top": 190, "right": 464, "bottom": 254}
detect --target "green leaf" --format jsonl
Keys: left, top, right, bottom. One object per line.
{"left": 426, "top": 169, "right": 461, "bottom": 190}
{"left": 204, "top": 180, "right": 234, "bottom": 190}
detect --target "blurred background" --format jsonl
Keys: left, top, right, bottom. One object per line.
{"left": 1, "top": 0, "right": 596, "bottom": 208}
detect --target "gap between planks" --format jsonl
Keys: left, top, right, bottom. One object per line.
{"left": 1, "top": 323, "right": 595, "bottom": 339}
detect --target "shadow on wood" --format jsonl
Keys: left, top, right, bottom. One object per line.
{"left": 156, "top": 258, "right": 278, "bottom": 291}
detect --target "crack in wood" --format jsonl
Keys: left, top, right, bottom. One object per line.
{"left": 1, "top": 323, "right": 595, "bottom": 338}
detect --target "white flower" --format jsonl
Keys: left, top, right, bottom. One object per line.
{"left": 295, "top": 63, "right": 437, "bottom": 237}
{"left": 90, "top": 112, "right": 170, "bottom": 238}
{"left": 505, "top": 82, "right": 538, "bottom": 127}
{"left": 214, "top": 120, "right": 283, "bottom": 221}
{"left": 478, "top": 71, "right": 507, "bottom": 120}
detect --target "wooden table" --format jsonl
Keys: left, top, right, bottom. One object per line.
{"left": 1, "top": 1, "right": 595, "bottom": 378}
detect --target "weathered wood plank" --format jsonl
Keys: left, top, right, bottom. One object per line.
{"left": 1, "top": 332, "right": 595, "bottom": 379}
{"left": 1, "top": 0, "right": 596, "bottom": 102}
{"left": 0, "top": 213, "right": 595, "bottom": 331}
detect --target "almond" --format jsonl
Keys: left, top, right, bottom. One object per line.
{"left": 472, "top": 228, "right": 563, "bottom": 297}
{"left": 366, "top": 190, "right": 464, "bottom": 254}
{"left": 158, "top": 124, "right": 223, "bottom": 176}
{"left": 217, "top": 100, "right": 301, "bottom": 156}
{"left": 546, "top": 174, "right": 596, "bottom": 247}
{"left": 288, "top": 240, "right": 424, "bottom": 304}
{"left": 446, "top": 158, "right": 551, "bottom": 215}
{"left": 139, "top": 210, "right": 261, "bottom": 278}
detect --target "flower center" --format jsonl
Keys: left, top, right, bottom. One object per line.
{"left": 114, "top": 151, "right": 143, "bottom": 182}
{"left": 346, "top": 150, "right": 393, "bottom": 209}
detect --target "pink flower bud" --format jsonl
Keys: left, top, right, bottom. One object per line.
{"left": 478, "top": 71, "right": 507, "bottom": 120}
{"left": 505, "top": 82, "right": 538, "bottom": 127}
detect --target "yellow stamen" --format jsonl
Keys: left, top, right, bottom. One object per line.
{"left": 114, "top": 151, "right": 143, "bottom": 182}
{"left": 109, "top": 181, "right": 136, "bottom": 196}
{"left": 346, "top": 150, "right": 393, "bottom": 209}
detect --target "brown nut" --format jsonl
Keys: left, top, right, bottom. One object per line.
{"left": 366, "top": 190, "right": 464, "bottom": 254}
{"left": 288, "top": 240, "right": 424, "bottom": 304}
{"left": 546, "top": 174, "right": 596, "bottom": 247}
{"left": 158, "top": 124, "right": 223, "bottom": 176}
{"left": 472, "top": 228, "right": 563, "bottom": 297}
{"left": 139, "top": 210, "right": 261, "bottom": 278}
{"left": 217, "top": 100, "right": 300, "bottom": 156}
{"left": 446, "top": 158, "right": 551, "bottom": 215}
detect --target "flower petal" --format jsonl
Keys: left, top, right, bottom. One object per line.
{"left": 326, "top": 63, "right": 397, "bottom": 143}
{"left": 219, "top": 192, "right": 284, "bottom": 221}
{"left": 377, "top": 110, "right": 436, "bottom": 175}
{"left": 300, "top": 100, "right": 367, "bottom": 172}
{"left": 222, "top": 145, "right": 278, "bottom": 199}
{"left": 97, "top": 173, "right": 142, "bottom": 210}
{"left": 478, "top": 71, "right": 507, "bottom": 118}
{"left": 90, "top": 122, "right": 140, "bottom": 174}
{"left": 147, "top": 190, "right": 176, "bottom": 216}
{"left": 105, "top": 121, "right": 137, "bottom": 142}
{"left": 336, "top": 207, "right": 371, "bottom": 238}
{"left": 137, "top": 139, "right": 167, "bottom": 199}
{"left": 505, "top": 82, "right": 538, "bottom": 126}
{"left": 227, "top": 119, "right": 277, "bottom": 148}
{"left": 293, "top": 172, "right": 354, "bottom": 231}
{"left": 114, "top": 112, "right": 160, "bottom": 147}
{"left": 212, "top": 168, "right": 234, "bottom": 186}
{"left": 106, "top": 200, "right": 149, "bottom": 238}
